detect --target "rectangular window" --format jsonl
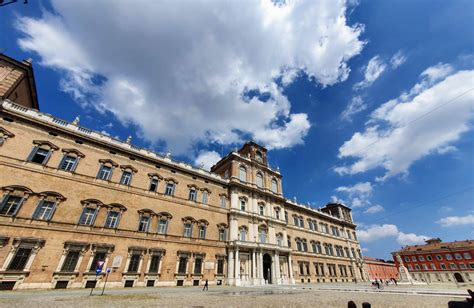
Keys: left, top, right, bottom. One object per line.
{"left": 285, "top": 211, "right": 288, "bottom": 223}
{"left": 178, "top": 257, "right": 187, "bottom": 274}
{"left": 293, "top": 216, "right": 299, "bottom": 226}
{"left": 32, "top": 201, "right": 56, "bottom": 220}
{"left": 259, "top": 231, "right": 266, "bottom": 243}
{"left": 59, "top": 155, "right": 78, "bottom": 172}
{"left": 275, "top": 209, "right": 280, "bottom": 220}
{"left": 459, "top": 263, "right": 466, "bottom": 269}
{"left": 104, "top": 211, "right": 120, "bottom": 228}
{"left": 219, "top": 229, "right": 226, "bottom": 241}
{"left": 79, "top": 208, "right": 97, "bottom": 226}
{"left": 128, "top": 254, "right": 141, "bottom": 272}
{"left": 188, "top": 189, "right": 197, "bottom": 201}
{"left": 431, "top": 264, "right": 436, "bottom": 270}
{"left": 240, "top": 200, "right": 246, "bottom": 211}
{"left": 449, "top": 263, "right": 457, "bottom": 269}
{"left": 149, "top": 179, "right": 159, "bottom": 192}
{"left": 217, "top": 259, "right": 224, "bottom": 274}
{"left": 97, "top": 165, "right": 112, "bottom": 181}
{"left": 29, "top": 148, "right": 50, "bottom": 165}
{"left": 89, "top": 252, "right": 106, "bottom": 271}
{"left": 0, "top": 196, "right": 23, "bottom": 216}
{"left": 198, "top": 226, "right": 206, "bottom": 239}
{"left": 220, "top": 196, "right": 226, "bottom": 208}
{"left": 61, "top": 251, "right": 80, "bottom": 272}
{"left": 7, "top": 248, "right": 32, "bottom": 271}
{"left": 157, "top": 220, "right": 168, "bottom": 234}
{"left": 446, "top": 254, "right": 453, "bottom": 260}
{"left": 165, "top": 183, "right": 175, "bottom": 196}
{"left": 440, "top": 263, "right": 446, "bottom": 270}
{"left": 184, "top": 223, "right": 192, "bottom": 237}
{"left": 120, "top": 171, "right": 132, "bottom": 186}
{"left": 138, "top": 216, "right": 150, "bottom": 232}
{"left": 201, "top": 192, "right": 208, "bottom": 204}
{"left": 259, "top": 205, "right": 264, "bottom": 216}
{"left": 194, "top": 258, "right": 203, "bottom": 274}
{"left": 149, "top": 255, "right": 161, "bottom": 273}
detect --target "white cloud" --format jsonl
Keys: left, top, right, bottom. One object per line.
{"left": 364, "top": 204, "right": 384, "bottom": 214}
{"left": 336, "top": 181, "right": 373, "bottom": 196}
{"left": 390, "top": 51, "right": 407, "bottom": 69}
{"left": 336, "top": 64, "right": 474, "bottom": 180}
{"left": 340, "top": 95, "right": 367, "bottom": 122}
{"left": 15, "top": 0, "right": 365, "bottom": 155}
{"left": 436, "top": 214, "right": 474, "bottom": 227}
{"left": 194, "top": 151, "right": 222, "bottom": 171}
{"left": 358, "top": 224, "right": 428, "bottom": 245}
{"left": 354, "top": 55, "right": 386, "bottom": 90}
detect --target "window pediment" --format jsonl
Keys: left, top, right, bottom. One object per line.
{"left": 61, "top": 148, "right": 85, "bottom": 158}
{"left": 165, "top": 177, "right": 178, "bottom": 184}
{"left": 138, "top": 208, "right": 156, "bottom": 216}
{"left": 187, "top": 184, "right": 199, "bottom": 190}
{"left": 1, "top": 185, "right": 34, "bottom": 196}
{"left": 182, "top": 216, "right": 196, "bottom": 223}
{"left": 157, "top": 211, "right": 173, "bottom": 219}
{"left": 37, "top": 191, "right": 66, "bottom": 202}
{"left": 197, "top": 219, "right": 209, "bottom": 226}
{"left": 80, "top": 199, "right": 105, "bottom": 207}
{"left": 107, "top": 203, "right": 127, "bottom": 212}
{"left": 99, "top": 159, "right": 118, "bottom": 167}
{"left": 120, "top": 165, "right": 138, "bottom": 173}
{"left": 148, "top": 173, "right": 163, "bottom": 180}
{"left": 0, "top": 127, "right": 14, "bottom": 138}
{"left": 33, "top": 140, "right": 59, "bottom": 150}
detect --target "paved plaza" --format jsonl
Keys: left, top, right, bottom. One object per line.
{"left": 0, "top": 283, "right": 471, "bottom": 308}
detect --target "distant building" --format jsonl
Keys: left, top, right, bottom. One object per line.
{"left": 363, "top": 257, "right": 398, "bottom": 281}
{"left": 392, "top": 238, "right": 474, "bottom": 285}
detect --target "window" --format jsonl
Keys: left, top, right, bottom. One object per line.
{"left": 178, "top": 256, "right": 188, "bottom": 274}
{"left": 188, "top": 189, "right": 197, "bottom": 201}
{"left": 470, "top": 263, "right": 474, "bottom": 269}
{"left": 239, "top": 166, "right": 247, "bottom": 182}
{"left": 198, "top": 225, "right": 206, "bottom": 239}
{"left": 128, "top": 254, "right": 141, "bottom": 272}
{"left": 79, "top": 208, "right": 97, "bottom": 226}
{"left": 194, "top": 257, "right": 203, "bottom": 274}
{"left": 275, "top": 208, "right": 280, "bottom": 219}
{"left": 459, "top": 263, "right": 466, "bottom": 269}
{"left": 149, "top": 178, "right": 159, "bottom": 192}
{"left": 302, "top": 240, "right": 308, "bottom": 252}
{"left": 256, "top": 173, "right": 263, "bottom": 188}
{"left": 149, "top": 255, "right": 161, "bottom": 273}
{"left": 293, "top": 216, "right": 299, "bottom": 226}
{"left": 219, "top": 229, "right": 226, "bottom": 241}
{"left": 157, "top": 219, "right": 168, "bottom": 234}
{"left": 296, "top": 239, "right": 303, "bottom": 251}
{"left": 138, "top": 216, "right": 151, "bottom": 232}
{"left": 255, "top": 151, "right": 263, "bottom": 163}
{"left": 217, "top": 259, "right": 224, "bottom": 274}
{"left": 404, "top": 257, "right": 410, "bottom": 262}
{"left": 299, "top": 217, "right": 304, "bottom": 228}
{"left": 184, "top": 223, "right": 193, "bottom": 237}
{"left": 165, "top": 182, "right": 175, "bottom": 196}
{"left": 408, "top": 265, "right": 413, "bottom": 270}
{"left": 120, "top": 171, "right": 132, "bottom": 186}
{"left": 61, "top": 251, "right": 80, "bottom": 272}
{"left": 311, "top": 242, "right": 317, "bottom": 253}
{"left": 276, "top": 234, "right": 283, "bottom": 246}
{"left": 414, "top": 265, "right": 420, "bottom": 270}
{"left": 316, "top": 242, "right": 322, "bottom": 254}
{"left": 259, "top": 227, "right": 267, "bottom": 243}
{"left": 28, "top": 148, "right": 51, "bottom": 165}
{"left": 59, "top": 155, "right": 78, "bottom": 172}
{"left": 239, "top": 227, "right": 247, "bottom": 241}
{"left": 418, "top": 256, "right": 425, "bottom": 261}
{"left": 97, "top": 165, "right": 112, "bottom": 181}
{"left": 412, "top": 256, "right": 417, "bottom": 262}
{"left": 450, "top": 263, "right": 457, "bottom": 270}
{"left": 285, "top": 211, "right": 288, "bottom": 223}
{"left": 454, "top": 253, "right": 462, "bottom": 260}
{"left": 89, "top": 252, "right": 106, "bottom": 271}
{"left": 426, "top": 255, "right": 432, "bottom": 261}
{"left": 431, "top": 264, "right": 436, "bottom": 270}
{"left": 422, "top": 264, "right": 428, "bottom": 270}
{"left": 240, "top": 199, "right": 246, "bottom": 211}
{"left": 464, "top": 253, "right": 472, "bottom": 259}
{"left": 259, "top": 204, "right": 265, "bottom": 216}
{"left": 32, "top": 201, "right": 56, "bottom": 220}
{"left": 436, "top": 255, "right": 443, "bottom": 261}
{"left": 220, "top": 195, "right": 226, "bottom": 208}
{"left": 7, "top": 248, "right": 32, "bottom": 271}
{"left": 445, "top": 254, "right": 453, "bottom": 260}
{"left": 0, "top": 195, "right": 23, "bottom": 216}
{"left": 201, "top": 191, "right": 208, "bottom": 204}
{"left": 104, "top": 211, "right": 120, "bottom": 228}
{"left": 440, "top": 263, "right": 447, "bottom": 270}
{"left": 271, "top": 179, "right": 278, "bottom": 193}
{"left": 287, "top": 236, "right": 291, "bottom": 248}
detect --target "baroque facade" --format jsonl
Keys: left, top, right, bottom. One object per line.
{"left": 0, "top": 55, "right": 366, "bottom": 290}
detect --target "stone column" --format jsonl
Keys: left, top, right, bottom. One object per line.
{"left": 259, "top": 251, "right": 264, "bottom": 284}
{"left": 235, "top": 247, "right": 240, "bottom": 285}
{"left": 230, "top": 191, "right": 239, "bottom": 209}
{"left": 229, "top": 217, "right": 238, "bottom": 241}
{"left": 269, "top": 224, "right": 276, "bottom": 245}
{"left": 288, "top": 254, "right": 295, "bottom": 284}
{"left": 275, "top": 252, "right": 281, "bottom": 284}
{"left": 252, "top": 250, "right": 256, "bottom": 280}
{"left": 228, "top": 249, "right": 234, "bottom": 283}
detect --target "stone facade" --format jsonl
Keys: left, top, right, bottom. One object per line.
{"left": 0, "top": 55, "right": 366, "bottom": 290}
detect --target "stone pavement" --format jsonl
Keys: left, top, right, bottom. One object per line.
{"left": 0, "top": 283, "right": 471, "bottom": 307}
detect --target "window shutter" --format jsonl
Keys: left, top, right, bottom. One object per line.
{"left": 108, "top": 168, "right": 114, "bottom": 181}
{"left": 58, "top": 155, "right": 66, "bottom": 170}
{"left": 48, "top": 202, "right": 57, "bottom": 220}
{"left": 12, "top": 197, "right": 25, "bottom": 216}
{"left": 43, "top": 149, "right": 53, "bottom": 165}
{"left": 79, "top": 208, "right": 86, "bottom": 224}
{"left": 72, "top": 157, "right": 80, "bottom": 172}
{"left": 96, "top": 164, "right": 103, "bottom": 178}
{"left": 32, "top": 200, "right": 44, "bottom": 219}
{"left": 115, "top": 212, "right": 122, "bottom": 228}
{"left": 0, "top": 194, "right": 9, "bottom": 213}
{"left": 91, "top": 208, "right": 99, "bottom": 225}
{"left": 26, "top": 146, "right": 38, "bottom": 161}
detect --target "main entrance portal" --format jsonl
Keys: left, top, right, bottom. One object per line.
{"left": 263, "top": 253, "right": 272, "bottom": 284}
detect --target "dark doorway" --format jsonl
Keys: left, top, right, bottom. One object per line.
{"left": 454, "top": 273, "right": 464, "bottom": 283}
{"left": 263, "top": 253, "right": 272, "bottom": 283}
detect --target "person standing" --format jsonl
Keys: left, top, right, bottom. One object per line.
{"left": 202, "top": 279, "right": 208, "bottom": 291}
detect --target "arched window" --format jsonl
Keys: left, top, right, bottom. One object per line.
{"left": 239, "top": 165, "right": 247, "bottom": 182}
{"left": 258, "top": 203, "right": 265, "bottom": 216}
{"left": 239, "top": 197, "right": 247, "bottom": 211}
{"left": 271, "top": 178, "right": 278, "bottom": 193}
{"left": 217, "top": 223, "right": 228, "bottom": 241}
{"left": 256, "top": 172, "right": 263, "bottom": 188}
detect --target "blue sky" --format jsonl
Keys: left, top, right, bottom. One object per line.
{"left": 1, "top": 0, "right": 473, "bottom": 259}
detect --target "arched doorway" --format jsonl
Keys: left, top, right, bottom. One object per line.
{"left": 454, "top": 273, "right": 464, "bottom": 283}
{"left": 263, "top": 253, "right": 272, "bottom": 283}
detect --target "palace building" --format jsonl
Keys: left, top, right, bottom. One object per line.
{"left": 0, "top": 54, "right": 366, "bottom": 290}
